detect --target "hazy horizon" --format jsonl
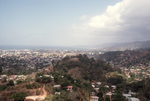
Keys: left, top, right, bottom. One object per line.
{"left": 1, "top": 0, "right": 150, "bottom": 47}
{"left": 0, "top": 40, "right": 150, "bottom": 50}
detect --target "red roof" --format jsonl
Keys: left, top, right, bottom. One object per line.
{"left": 91, "top": 96, "right": 99, "bottom": 99}
{"left": 67, "top": 86, "right": 73, "bottom": 88}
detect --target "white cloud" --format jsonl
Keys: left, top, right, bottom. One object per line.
{"left": 80, "top": 15, "right": 88, "bottom": 20}
{"left": 71, "top": 0, "right": 150, "bottom": 45}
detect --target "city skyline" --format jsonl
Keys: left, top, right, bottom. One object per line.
{"left": 0, "top": 0, "right": 150, "bottom": 47}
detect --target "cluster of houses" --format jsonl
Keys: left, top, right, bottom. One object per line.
{"left": 90, "top": 82, "right": 117, "bottom": 101}
{"left": 120, "top": 66, "right": 150, "bottom": 80}
{"left": 123, "top": 91, "right": 140, "bottom": 101}
{"left": 0, "top": 73, "right": 36, "bottom": 84}
{"left": 90, "top": 82, "right": 140, "bottom": 101}
{"left": 53, "top": 84, "right": 73, "bottom": 95}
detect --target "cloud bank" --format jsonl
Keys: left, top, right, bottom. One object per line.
{"left": 71, "top": 0, "right": 150, "bottom": 46}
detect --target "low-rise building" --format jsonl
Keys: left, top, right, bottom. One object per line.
{"left": 90, "top": 96, "right": 99, "bottom": 101}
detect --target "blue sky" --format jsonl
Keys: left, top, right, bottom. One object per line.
{"left": 0, "top": 0, "right": 150, "bottom": 47}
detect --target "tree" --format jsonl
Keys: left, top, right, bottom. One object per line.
{"left": 0, "top": 84, "right": 7, "bottom": 91}
{"left": 107, "top": 74, "right": 125, "bottom": 85}
{"left": 0, "top": 66, "right": 2, "bottom": 74}
{"left": 61, "top": 78, "right": 71, "bottom": 89}
{"left": 36, "top": 76, "right": 51, "bottom": 83}
{"left": 112, "top": 91, "right": 126, "bottom": 101}
{"left": 12, "top": 92, "right": 27, "bottom": 101}
{"left": 16, "top": 79, "right": 24, "bottom": 84}
{"left": 36, "top": 72, "right": 43, "bottom": 77}
{"left": 54, "top": 74, "right": 60, "bottom": 83}
{"left": 2, "top": 77, "right": 7, "bottom": 83}
{"left": 75, "top": 79, "right": 81, "bottom": 87}
{"left": 26, "top": 84, "right": 32, "bottom": 89}
{"left": 98, "top": 86, "right": 109, "bottom": 101}
{"left": 26, "top": 82, "right": 40, "bottom": 89}
{"left": 7, "top": 80, "right": 14, "bottom": 86}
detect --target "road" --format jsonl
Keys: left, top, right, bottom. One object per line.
{"left": 25, "top": 85, "right": 47, "bottom": 101}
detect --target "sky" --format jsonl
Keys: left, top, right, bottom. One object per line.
{"left": 0, "top": 0, "right": 150, "bottom": 47}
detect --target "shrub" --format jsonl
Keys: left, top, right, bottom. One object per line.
{"left": 0, "top": 84, "right": 7, "bottom": 91}
{"left": 12, "top": 92, "right": 27, "bottom": 101}
{"left": 7, "top": 80, "right": 14, "bottom": 86}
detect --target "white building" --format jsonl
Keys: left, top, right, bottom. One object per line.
{"left": 90, "top": 96, "right": 99, "bottom": 101}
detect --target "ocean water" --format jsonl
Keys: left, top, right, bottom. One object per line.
{"left": 0, "top": 45, "right": 82, "bottom": 50}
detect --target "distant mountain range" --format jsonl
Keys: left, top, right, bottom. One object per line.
{"left": 99, "top": 40, "right": 150, "bottom": 51}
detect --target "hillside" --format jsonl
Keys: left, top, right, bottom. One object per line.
{"left": 52, "top": 54, "right": 150, "bottom": 101}
{"left": 0, "top": 54, "right": 150, "bottom": 101}
{"left": 99, "top": 48, "right": 150, "bottom": 68}
{"left": 99, "top": 40, "right": 150, "bottom": 51}
{"left": 53, "top": 54, "right": 114, "bottom": 81}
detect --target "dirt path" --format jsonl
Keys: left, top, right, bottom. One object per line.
{"left": 42, "top": 85, "right": 47, "bottom": 98}
{"left": 25, "top": 85, "right": 47, "bottom": 101}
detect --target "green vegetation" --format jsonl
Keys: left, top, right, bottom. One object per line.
{"left": 106, "top": 73, "right": 126, "bottom": 85}
{"left": 126, "top": 79, "right": 150, "bottom": 100}
{"left": 1, "top": 77, "right": 7, "bottom": 83}
{"left": 52, "top": 54, "right": 150, "bottom": 101}
{"left": 0, "top": 66, "right": 2, "bottom": 74}
{"left": 36, "top": 76, "right": 52, "bottom": 83}
{"left": 16, "top": 79, "right": 24, "bottom": 84}
{"left": 26, "top": 82, "right": 40, "bottom": 89}
{"left": 0, "top": 84, "right": 7, "bottom": 91}
{"left": 52, "top": 90, "right": 80, "bottom": 101}
{"left": 12, "top": 92, "right": 27, "bottom": 101}
{"left": 99, "top": 48, "right": 150, "bottom": 68}
{"left": 7, "top": 80, "right": 14, "bottom": 86}
{"left": 51, "top": 55, "right": 115, "bottom": 100}
{"left": 0, "top": 53, "right": 149, "bottom": 101}
{"left": 54, "top": 54, "right": 114, "bottom": 81}
{"left": 97, "top": 86, "right": 108, "bottom": 101}
{"left": 112, "top": 91, "right": 126, "bottom": 101}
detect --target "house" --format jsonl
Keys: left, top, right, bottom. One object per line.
{"left": 43, "top": 75, "right": 50, "bottom": 77}
{"left": 111, "top": 85, "right": 116, "bottom": 90}
{"left": 91, "top": 82, "right": 95, "bottom": 88}
{"left": 90, "top": 92, "right": 96, "bottom": 96}
{"left": 17, "top": 75, "right": 26, "bottom": 80}
{"left": 91, "top": 84, "right": 95, "bottom": 88}
{"left": 0, "top": 75, "right": 7, "bottom": 78}
{"left": 128, "top": 90, "right": 136, "bottom": 95}
{"left": 67, "top": 86, "right": 73, "bottom": 92}
{"left": 96, "top": 82, "right": 101, "bottom": 85}
{"left": 128, "top": 97, "right": 140, "bottom": 101}
{"left": 96, "top": 82, "right": 101, "bottom": 87}
{"left": 123, "top": 94, "right": 131, "bottom": 98}
{"left": 106, "top": 92, "right": 112, "bottom": 101}
{"left": 90, "top": 96, "right": 99, "bottom": 101}
{"left": 104, "top": 85, "right": 109, "bottom": 88}
{"left": 106, "top": 92, "right": 112, "bottom": 96}
{"left": 55, "top": 92, "right": 61, "bottom": 95}
{"left": 50, "top": 75, "right": 54, "bottom": 80}
{"left": 53, "top": 85, "right": 61, "bottom": 89}
{"left": 9, "top": 75, "right": 17, "bottom": 80}
{"left": 94, "top": 88, "right": 99, "bottom": 93}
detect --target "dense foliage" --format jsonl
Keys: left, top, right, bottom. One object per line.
{"left": 6, "top": 80, "right": 15, "bottom": 86}
{"left": 99, "top": 48, "right": 150, "bottom": 67}
{"left": 54, "top": 54, "right": 114, "bottom": 81}
{"left": 0, "top": 52, "right": 149, "bottom": 101}
{"left": 12, "top": 92, "right": 27, "bottom": 101}
{"left": 126, "top": 79, "right": 150, "bottom": 100}
{"left": 26, "top": 82, "right": 41, "bottom": 89}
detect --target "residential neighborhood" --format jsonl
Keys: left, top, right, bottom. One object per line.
{"left": 0, "top": 48, "right": 149, "bottom": 101}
